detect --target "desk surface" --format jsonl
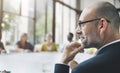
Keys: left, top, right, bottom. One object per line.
{"left": 0, "top": 52, "right": 62, "bottom": 73}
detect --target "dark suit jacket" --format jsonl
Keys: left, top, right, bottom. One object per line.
{"left": 54, "top": 40, "right": 120, "bottom": 73}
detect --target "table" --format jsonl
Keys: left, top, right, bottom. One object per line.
{"left": 0, "top": 52, "right": 62, "bottom": 73}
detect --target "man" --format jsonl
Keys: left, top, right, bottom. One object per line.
{"left": 0, "top": 33, "right": 5, "bottom": 54}
{"left": 67, "top": 32, "right": 74, "bottom": 42}
{"left": 59, "top": 32, "right": 74, "bottom": 52}
{"left": 54, "top": 1, "right": 120, "bottom": 73}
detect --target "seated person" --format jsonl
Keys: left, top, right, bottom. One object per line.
{"left": 0, "top": 33, "right": 6, "bottom": 54}
{"left": 0, "top": 41, "right": 6, "bottom": 54}
{"left": 39, "top": 33, "right": 57, "bottom": 52}
{"left": 15, "top": 33, "right": 34, "bottom": 52}
{"left": 59, "top": 32, "right": 74, "bottom": 52}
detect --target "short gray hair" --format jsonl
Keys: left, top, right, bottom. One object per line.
{"left": 95, "top": 2, "right": 120, "bottom": 31}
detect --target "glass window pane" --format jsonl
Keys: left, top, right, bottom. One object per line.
{"left": 2, "top": 13, "right": 34, "bottom": 45}
{"left": 0, "top": 0, "right": 1, "bottom": 7}
{"left": 3, "top": 0, "right": 20, "bottom": 14}
{"left": 56, "top": 0, "right": 77, "bottom": 45}
{"left": 21, "top": 0, "right": 34, "bottom": 18}
{"left": 70, "top": 0, "right": 76, "bottom": 8}
{"left": 36, "top": 0, "right": 46, "bottom": 19}
{"left": 62, "top": 0, "right": 76, "bottom": 8}
{"left": 62, "top": 0, "right": 70, "bottom": 6}
{"left": 18, "top": 17, "right": 34, "bottom": 44}
{"left": 114, "top": 0, "right": 120, "bottom": 8}
{"left": 2, "top": 13, "right": 20, "bottom": 45}
{"left": 70, "top": 10, "right": 76, "bottom": 39}
{"left": 56, "top": 3, "right": 63, "bottom": 44}
{"left": 35, "top": 0, "right": 46, "bottom": 43}
{"left": 63, "top": 6, "right": 69, "bottom": 41}
{"left": 47, "top": 0, "right": 53, "bottom": 33}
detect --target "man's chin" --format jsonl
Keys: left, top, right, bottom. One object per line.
{"left": 81, "top": 41, "right": 91, "bottom": 49}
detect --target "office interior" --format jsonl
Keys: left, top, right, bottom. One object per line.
{"left": 0, "top": 0, "right": 120, "bottom": 73}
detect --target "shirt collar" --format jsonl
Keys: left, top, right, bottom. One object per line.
{"left": 95, "top": 39, "right": 120, "bottom": 55}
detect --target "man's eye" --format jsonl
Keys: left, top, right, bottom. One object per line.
{"left": 81, "top": 24, "right": 85, "bottom": 27}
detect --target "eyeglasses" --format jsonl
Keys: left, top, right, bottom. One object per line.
{"left": 78, "top": 18, "right": 110, "bottom": 29}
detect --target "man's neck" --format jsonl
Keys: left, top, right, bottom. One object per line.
{"left": 102, "top": 32, "right": 120, "bottom": 47}
{"left": 95, "top": 39, "right": 120, "bottom": 55}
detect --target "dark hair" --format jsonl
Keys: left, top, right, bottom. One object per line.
{"left": 68, "top": 32, "right": 73, "bottom": 37}
{"left": 95, "top": 2, "right": 120, "bottom": 31}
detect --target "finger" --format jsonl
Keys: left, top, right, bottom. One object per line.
{"left": 67, "top": 42, "right": 81, "bottom": 50}
{"left": 79, "top": 48, "right": 84, "bottom": 53}
{"left": 71, "top": 47, "right": 84, "bottom": 55}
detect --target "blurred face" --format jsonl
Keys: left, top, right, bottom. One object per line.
{"left": 21, "top": 35, "right": 27, "bottom": 42}
{"left": 67, "top": 35, "right": 73, "bottom": 42}
{"left": 76, "top": 8, "right": 101, "bottom": 48}
{"left": 46, "top": 34, "right": 52, "bottom": 42}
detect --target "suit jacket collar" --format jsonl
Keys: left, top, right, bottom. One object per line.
{"left": 95, "top": 39, "right": 120, "bottom": 55}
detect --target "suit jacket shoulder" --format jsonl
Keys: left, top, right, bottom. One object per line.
{"left": 72, "top": 41, "right": 120, "bottom": 73}
{"left": 54, "top": 40, "right": 120, "bottom": 73}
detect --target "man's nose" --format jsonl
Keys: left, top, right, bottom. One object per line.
{"left": 75, "top": 26, "right": 82, "bottom": 35}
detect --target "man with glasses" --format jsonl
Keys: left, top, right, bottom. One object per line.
{"left": 54, "top": 1, "right": 120, "bottom": 73}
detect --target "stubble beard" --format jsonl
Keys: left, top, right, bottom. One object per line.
{"left": 82, "top": 38, "right": 101, "bottom": 49}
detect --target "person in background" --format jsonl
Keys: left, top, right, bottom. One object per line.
{"left": 59, "top": 32, "right": 74, "bottom": 52}
{"left": 0, "top": 41, "right": 5, "bottom": 54}
{"left": 15, "top": 33, "right": 34, "bottom": 52}
{"left": 0, "top": 33, "right": 6, "bottom": 54}
{"left": 67, "top": 32, "right": 74, "bottom": 43}
{"left": 39, "top": 33, "right": 57, "bottom": 52}
{"left": 54, "top": 1, "right": 120, "bottom": 73}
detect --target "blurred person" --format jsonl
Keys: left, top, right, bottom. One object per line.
{"left": 59, "top": 32, "right": 74, "bottom": 52}
{"left": 67, "top": 32, "right": 74, "bottom": 42}
{"left": 54, "top": 1, "right": 120, "bottom": 73}
{"left": 1, "top": 70, "right": 10, "bottom": 73}
{"left": 0, "top": 33, "right": 6, "bottom": 54}
{"left": 0, "top": 41, "right": 5, "bottom": 54}
{"left": 15, "top": 33, "right": 34, "bottom": 52}
{"left": 39, "top": 33, "right": 57, "bottom": 51}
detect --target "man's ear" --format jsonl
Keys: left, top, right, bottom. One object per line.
{"left": 97, "top": 18, "right": 108, "bottom": 40}
{"left": 98, "top": 18, "right": 108, "bottom": 35}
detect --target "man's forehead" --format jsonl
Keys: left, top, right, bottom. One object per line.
{"left": 79, "top": 8, "right": 89, "bottom": 21}
{"left": 79, "top": 8, "right": 96, "bottom": 21}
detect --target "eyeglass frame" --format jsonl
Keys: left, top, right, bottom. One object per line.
{"left": 78, "top": 18, "right": 111, "bottom": 29}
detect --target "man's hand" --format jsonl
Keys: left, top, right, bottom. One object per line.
{"left": 61, "top": 42, "right": 84, "bottom": 64}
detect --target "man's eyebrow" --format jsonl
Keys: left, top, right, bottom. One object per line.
{"left": 78, "top": 20, "right": 87, "bottom": 25}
